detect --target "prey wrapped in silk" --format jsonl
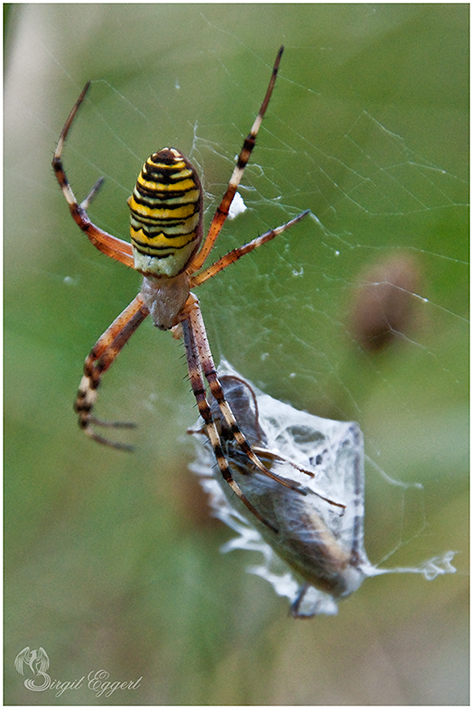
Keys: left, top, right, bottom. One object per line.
{"left": 189, "top": 360, "right": 456, "bottom": 617}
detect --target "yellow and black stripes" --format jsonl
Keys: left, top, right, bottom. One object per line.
{"left": 128, "top": 148, "right": 203, "bottom": 277}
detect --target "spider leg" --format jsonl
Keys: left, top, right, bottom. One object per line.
{"left": 188, "top": 46, "right": 285, "bottom": 274}
{"left": 52, "top": 82, "right": 134, "bottom": 267}
{"left": 75, "top": 294, "right": 149, "bottom": 450}
{"left": 203, "top": 374, "right": 343, "bottom": 510}
{"left": 182, "top": 294, "right": 307, "bottom": 496}
{"left": 250, "top": 447, "right": 346, "bottom": 510}
{"left": 190, "top": 210, "right": 309, "bottom": 287}
{"left": 181, "top": 308, "right": 278, "bottom": 533}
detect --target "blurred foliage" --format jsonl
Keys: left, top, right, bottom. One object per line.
{"left": 5, "top": 4, "right": 468, "bottom": 705}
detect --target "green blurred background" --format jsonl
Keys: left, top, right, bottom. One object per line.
{"left": 5, "top": 4, "right": 468, "bottom": 705}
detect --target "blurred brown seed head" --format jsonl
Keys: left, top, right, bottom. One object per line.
{"left": 349, "top": 254, "right": 421, "bottom": 352}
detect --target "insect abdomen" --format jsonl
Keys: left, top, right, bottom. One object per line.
{"left": 128, "top": 148, "right": 203, "bottom": 278}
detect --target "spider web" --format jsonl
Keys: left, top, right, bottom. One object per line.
{"left": 181, "top": 56, "right": 467, "bottom": 572}
{"left": 6, "top": 1, "right": 467, "bottom": 617}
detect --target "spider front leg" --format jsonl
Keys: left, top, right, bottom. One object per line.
{"left": 182, "top": 295, "right": 307, "bottom": 503}
{"left": 75, "top": 294, "right": 149, "bottom": 451}
{"left": 180, "top": 305, "right": 278, "bottom": 532}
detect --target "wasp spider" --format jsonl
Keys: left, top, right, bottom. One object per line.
{"left": 52, "top": 47, "right": 309, "bottom": 530}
